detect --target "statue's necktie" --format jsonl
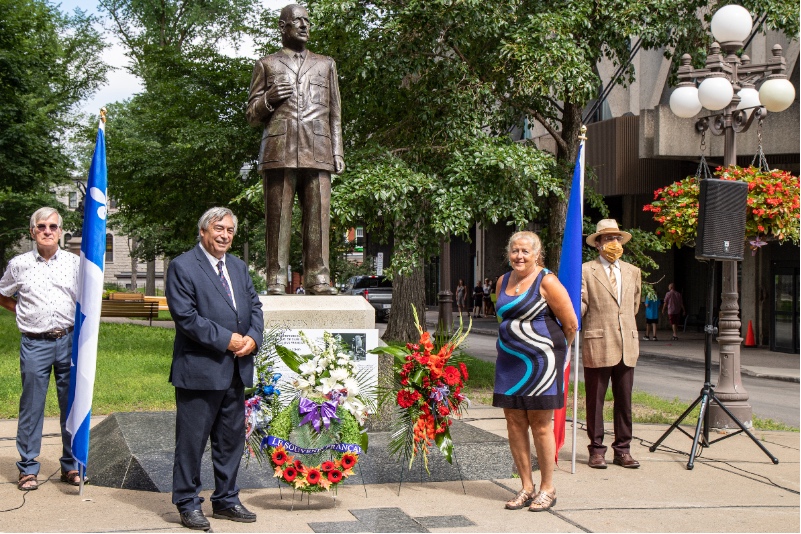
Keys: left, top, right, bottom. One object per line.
{"left": 217, "top": 260, "right": 233, "bottom": 304}
{"left": 608, "top": 264, "right": 619, "bottom": 304}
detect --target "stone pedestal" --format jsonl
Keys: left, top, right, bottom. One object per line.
{"left": 259, "top": 295, "right": 376, "bottom": 329}
{"left": 259, "top": 295, "right": 393, "bottom": 431}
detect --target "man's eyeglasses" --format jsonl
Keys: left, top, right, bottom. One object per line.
{"left": 599, "top": 234, "right": 624, "bottom": 243}
{"left": 35, "top": 224, "right": 60, "bottom": 232}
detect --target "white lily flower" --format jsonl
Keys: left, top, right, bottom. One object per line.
{"left": 330, "top": 368, "right": 349, "bottom": 382}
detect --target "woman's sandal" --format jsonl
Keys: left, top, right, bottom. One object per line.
{"left": 60, "top": 470, "right": 86, "bottom": 486}
{"left": 528, "top": 489, "right": 557, "bottom": 512}
{"left": 18, "top": 473, "right": 38, "bottom": 491}
{"left": 505, "top": 487, "right": 535, "bottom": 510}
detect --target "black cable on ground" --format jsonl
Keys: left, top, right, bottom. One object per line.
{"left": 0, "top": 466, "right": 60, "bottom": 513}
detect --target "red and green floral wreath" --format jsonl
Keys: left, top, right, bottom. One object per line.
{"left": 262, "top": 397, "right": 364, "bottom": 493}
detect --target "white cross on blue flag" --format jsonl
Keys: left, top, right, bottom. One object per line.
{"left": 66, "top": 111, "right": 108, "bottom": 471}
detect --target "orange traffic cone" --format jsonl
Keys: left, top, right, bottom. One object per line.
{"left": 745, "top": 320, "right": 756, "bottom": 347}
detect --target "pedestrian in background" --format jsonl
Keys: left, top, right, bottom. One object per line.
{"left": 0, "top": 207, "right": 83, "bottom": 491}
{"left": 643, "top": 294, "right": 661, "bottom": 340}
{"left": 455, "top": 279, "right": 467, "bottom": 317}
{"left": 581, "top": 219, "right": 642, "bottom": 470}
{"left": 662, "top": 283, "right": 685, "bottom": 341}
{"left": 472, "top": 281, "right": 484, "bottom": 318}
{"left": 482, "top": 278, "right": 493, "bottom": 316}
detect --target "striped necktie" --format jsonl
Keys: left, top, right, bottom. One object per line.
{"left": 217, "top": 260, "right": 233, "bottom": 304}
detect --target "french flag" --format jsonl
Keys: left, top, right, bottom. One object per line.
{"left": 554, "top": 135, "right": 584, "bottom": 467}
{"left": 66, "top": 110, "right": 108, "bottom": 472}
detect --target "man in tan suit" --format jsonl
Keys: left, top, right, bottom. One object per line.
{"left": 581, "top": 220, "right": 641, "bottom": 469}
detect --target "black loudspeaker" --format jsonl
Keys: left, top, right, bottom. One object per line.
{"left": 695, "top": 178, "right": 748, "bottom": 261}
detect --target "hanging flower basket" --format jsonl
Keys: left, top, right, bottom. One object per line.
{"left": 643, "top": 165, "right": 800, "bottom": 250}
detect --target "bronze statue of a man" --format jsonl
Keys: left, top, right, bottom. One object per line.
{"left": 247, "top": 3, "right": 343, "bottom": 295}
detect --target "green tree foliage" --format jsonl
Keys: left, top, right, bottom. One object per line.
{"left": 100, "top": 0, "right": 264, "bottom": 259}
{"left": 0, "top": 0, "right": 108, "bottom": 265}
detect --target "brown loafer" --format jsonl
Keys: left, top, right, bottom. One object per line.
{"left": 613, "top": 453, "right": 640, "bottom": 468}
{"left": 588, "top": 453, "right": 607, "bottom": 469}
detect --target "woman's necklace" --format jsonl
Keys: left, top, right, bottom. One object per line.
{"left": 512, "top": 269, "right": 537, "bottom": 294}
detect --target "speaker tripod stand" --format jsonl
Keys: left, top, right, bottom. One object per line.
{"left": 649, "top": 262, "right": 778, "bottom": 470}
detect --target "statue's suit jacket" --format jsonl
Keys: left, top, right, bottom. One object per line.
{"left": 246, "top": 50, "right": 344, "bottom": 172}
{"left": 580, "top": 258, "right": 641, "bottom": 368}
{"left": 166, "top": 244, "right": 264, "bottom": 390}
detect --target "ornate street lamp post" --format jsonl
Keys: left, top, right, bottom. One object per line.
{"left": 668, "top": 5, "right": 795, "bottom": 428}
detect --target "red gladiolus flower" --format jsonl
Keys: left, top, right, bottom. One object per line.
{"left": 271, "top": 447, "right": 288, "bottom": 466}
{"left": 283, "top": 466, "right": 298, "bottom": 482}
{"left": 306, "top": 468, "right": 321, "bottom": 485}
{"left": 321, "top": 461, "right": 336, "bottom": 472}
{"left": 459, "top": 362, "right": 469, "bottom": 380}
{"left": 341, "top": 453, "right": 357, "bottom": 469}
{"left": 328, "top": 469, "right": 343, "bottom": 483}
{"left": 438, "top": 405, "right": 450, "bottom": 417}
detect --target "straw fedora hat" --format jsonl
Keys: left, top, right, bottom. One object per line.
{"left": 586, "top": 219, "right": 632, "bottom": 247}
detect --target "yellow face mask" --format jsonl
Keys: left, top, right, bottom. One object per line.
{"left": 600, "top": 241, "right": 623, "bottom": 263}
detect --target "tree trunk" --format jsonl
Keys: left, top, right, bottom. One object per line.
{"left": 145, "top": 259, "right": 156, "bottom": 296}
{"left": 546, "top": 100, "right": 583, "bottom": 273}
{"left": 382, "top": 263, "right": 426, "bottom": 343}
{"left": 130, "top": 236, "right": 138, "bottom": 291}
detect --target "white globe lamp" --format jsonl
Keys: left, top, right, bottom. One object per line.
{"left": 710, "top": 4, "right": 752, "bottom": 45}
{"left": 698, "top": 76, "right": 734, "bottom": 110}
{"left": 736, "top": 86, "right": 762, "bottom": 117}
{"left": 759, "top": 78, "right": 796, "bottom": 112}
{"left": 670, "top": 85, "right": 702, "bottom": 118}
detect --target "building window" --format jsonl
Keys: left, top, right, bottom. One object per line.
{"left": 108, "top": 197, "right": 117, "bottom": 209}
{"left": 69, "top": 192, "right": 78, "bottom": 209}
{"left": 106, "top": 233, "right": 114, "bottom": 263}
{"left": 355, "top": 227, "right": 364, "bottom": 252}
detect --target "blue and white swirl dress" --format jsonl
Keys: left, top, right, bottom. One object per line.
{"left": 492, "top": 269, "right": 566, "bottom": 410}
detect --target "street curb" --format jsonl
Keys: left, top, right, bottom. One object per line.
{"left": 638, "top": 351, "right": 801, "bottom": 383}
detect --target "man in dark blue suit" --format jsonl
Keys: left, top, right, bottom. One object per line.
{"left": 166, "top": 207, "right": 264, "bottom": 530}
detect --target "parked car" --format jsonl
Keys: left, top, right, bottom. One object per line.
{"left": 341, "top": 275, "right": 393, "bottom": 322}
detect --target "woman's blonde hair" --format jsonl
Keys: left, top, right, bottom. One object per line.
{"left": 506, "top": 231, "right": 545, "bottom": 266}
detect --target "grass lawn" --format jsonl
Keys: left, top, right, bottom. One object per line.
{"left": 456, "top": 350, "right": 797, "bottom": 432}
{"left": 0, "top": 309, "right": 175, "bottom": 418}
{"left": 1, "top": 308, "right": 795, "bottom": 432}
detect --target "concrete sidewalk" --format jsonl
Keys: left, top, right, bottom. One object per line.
{"left": 425, "top": 310, "right": 800, "bottom": 383}
{"left": 0, "top": 407, "right": 798, "bottom": 533}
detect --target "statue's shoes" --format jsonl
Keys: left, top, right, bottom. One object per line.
{"left": 307, "top": 283, "right": 338, "bottom": 295}
{"left": 267, "top": 284, "right": 286, "bottom": 295}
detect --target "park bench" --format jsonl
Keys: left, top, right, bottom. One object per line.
{"left": 101, "top": 300, "right": 159, "bottom": 325}
{"left": 108, "top": 292, "right": 145, "bottom": 301}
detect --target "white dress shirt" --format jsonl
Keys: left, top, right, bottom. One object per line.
{"left": 0, "top": 248, "right": 80, "bottom": 333}
{"left": 200, "top": 245, "right": 237, "bottom": 310}
{"left": 598, "top": 255, "right": 622, "bottom": 304}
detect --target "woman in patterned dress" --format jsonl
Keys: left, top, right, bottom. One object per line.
{"left": 493, "top": 231, "right": 577, "bottom": 512}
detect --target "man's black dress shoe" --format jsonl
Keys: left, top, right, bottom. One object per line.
{"left": 180, "top": 510, "right": 210, "bottom": 530}
{"left": 212, "top": 504, "right": 257, "bottom": 523}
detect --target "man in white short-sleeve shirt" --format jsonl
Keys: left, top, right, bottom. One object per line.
{"left": 0, "top": 207, "right": 81, "bottom": 491}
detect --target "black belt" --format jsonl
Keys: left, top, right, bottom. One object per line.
{"left": 22, "top": 326, "right": 74, "bottom": 340}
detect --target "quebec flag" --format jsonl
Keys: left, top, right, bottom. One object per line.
{"left": 66, "top": 112, "right": 108, "bottom": 469}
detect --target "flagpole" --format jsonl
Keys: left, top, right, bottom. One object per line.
{"left": 570, "top": 126, "right": 587, "bottom": 474}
